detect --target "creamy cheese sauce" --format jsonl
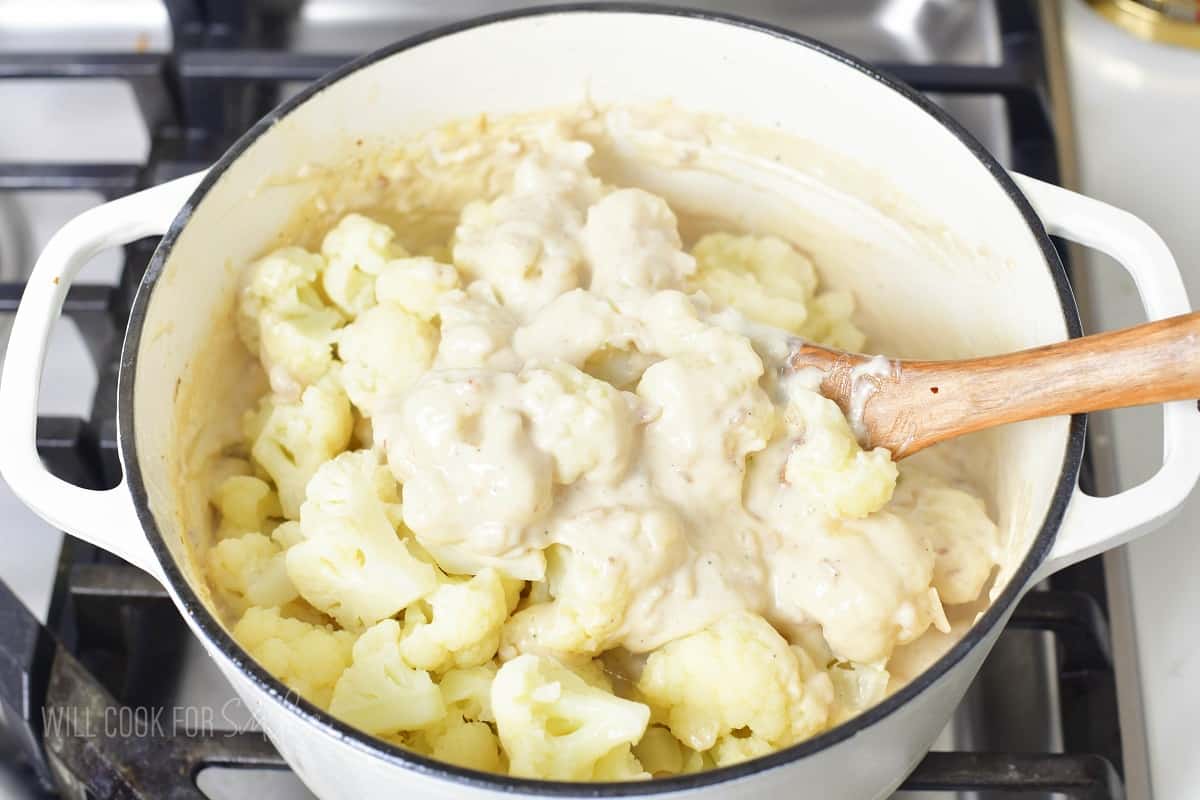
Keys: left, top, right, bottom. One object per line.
{"left": 847, "top": 354, "right": 899, "bottom": 444}
{"left": 199, "top": 106, "right": 1010, "bottom": 773}
{"left": 352, "top": 121, "right": 1000, "bottom": 665}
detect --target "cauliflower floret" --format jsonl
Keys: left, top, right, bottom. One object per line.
{"left": 375, "top": 257, "right": 460, "bottom": 321}
{"left": 421, "top": 716, "right": 504, "bottom": 773}
{"left": 328, "top": 619, "right": 444, "bottom": 734}
{"left": 748, "top": 389, "right": 897, "bottom": 521}
{"left": 629, "top": 291, "right": 776, "bottom": 510}
{"left": 689, "top": 233, "right": 816, "bottom": 333}
{"left": 212, "top": 475, "right": 281, "bottom": 538}
{"left": 433, "top": 286, "right": 521, "bottom": 371}
{"left": 247, "top": 379, "right": 353, "bottom": 519}
{"left": 239, "top": 246, "right": 327, "bottom": 330}
{"left": 271, "top": 519, "right": 304, "bottom": 549}
{"left": 637, "top": 354, "right": 775, "bottom": 511}
{"left": 591, "top": 745, "right": 649, "bottom": 781}
{"left": 400, "top": 569, "right": 509, "bottom": 672}
{"left": 257, "top": 307, "right": 344, "bottom": 398}
{"left": 501, "top": 507, "right": 688, "bottom": 657}
{"left": 770, "top": 513, "right": 939, "bottom": 663}
{"left": 890, "top": 465, "right": 999, "bottom": 605}
{"left": 207, "top": 533, "right": 297, "bottom": 615}
{"left": 287, "top": 450, "right": 439, "bottom": 630}
{"left": 519, "top": 362, "right": 638, "bottom": 485}
{"left": 633, "top": 726, "right": 685, "bottom": 776}
{"left": 689, "top": 233, "right": 866, "bottom": 351}
{"left": 232, "top": 606, "right": 354, "bottom": 709}
{"left": 492, "top": 654, "right": 650, "bottom": 780}
{"left": 440, "top": 662, "right": 499, "bottom": 723}
{"left": 408, "top": 662, "right": 504, "bottom": 771}
{"left": 799, "top": 290, "right": 867, "bottom": 353}
{"left": 710, "top": 735, "right": 774, "bottom": 767}
{"left": 321, "top": 213, "right": 408, "bottom": 317}
{"left": 827, "top": 660, "right": 890, "bottom": 726}
{"left": 337, "top": 305, "right": 437, "bottom": 416}
{"left": 238, "top": 246, "right": 344, "bottom": 397}
{"left": 380, "top": 370, "right": 553, "bottom": 579}
{"left": 637, "top": 612, "right": 832, "bottom": 753}
{"left": 452, "top": 145, "right": 603, "bottom": 319}
{"left": 513, "top": 288, "right": 642, "bottom": 369}
{"left": 583, "top": 189, "right": 695, "bottom": 295}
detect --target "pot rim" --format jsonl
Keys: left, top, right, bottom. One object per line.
{"left": 118, "top": 4, "right": 1086, "bottom": 795}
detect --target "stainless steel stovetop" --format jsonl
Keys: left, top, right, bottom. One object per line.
{"left": 0, "top": 3, "right": 1128, "bottom": 799}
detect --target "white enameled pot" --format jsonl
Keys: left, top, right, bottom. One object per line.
{"left": 2, "top": 7, "right": 1198, "bottom": 800}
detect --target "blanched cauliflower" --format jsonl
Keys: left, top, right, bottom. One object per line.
{"left": 637, "top": 612, "right": 832, "bottom": 753}
{"left": 432, "top": 285, "right": 521, "bottom": 371}
{"left": 583, "top": 189, "right": 695, "bottom": 295}
{"left": 211, "top": 475, "right": 281, "bottom": 539}
{"left": 375, "top": 257, "right": 461, "bottom": 321}
{"left": 321, "top": 213, "right": 408, "bottom": 317}
{"left": 637, "top": 353, "right": 775, "bottom": 510}
{"left": 238, "top": 246, "right": 344, "bottom": 397}
{"left": 750, "top": 389, "right": 898, "bottom": 521}
{"left": 800, "top": 290, "right": 868, "bottom": 353}
{"left": 591, "top": 746, "right": 649, "bottom": 781}
{"left": 513, "top": 289, "right": 645, "bottom": 375}
{"left": 287, "top": 450, "right": 439, "bottom": 630}
{"left": 232, "top": 606, "right": 354, "bottom": 709}
{"left": 328, "top": 619, "right": 444, "bottom": 734}
{"left": 519, "top": 362, "right": 638, "bottom": 485}
{"left": 400, "top": 569, "right": 509, "bottom": 672}
{"left": 406, "top": 662, "right": 505, "bottom": 771}
{"left": 380, "top": 370, "right": 553, "bottom": 579}
{"left": 501, "top": 506, "right": 688, "bottom": 657}
{"left": 689, "top": 233, "right": 816, "bottom": 333}
{"left": 827, "top": 659, "right": 890, "bottom": 726}
{"left": 214, "top": 125, "right": 1004, "bottom": 781}
{"left": 890, "top": 465, "right": 999, "bottom": 605}
{"left": 207, "top": 532, "right": 297, "bottom": 615}
{"left": 247, "top": 378, "right": 353, "bottom": 519}
{"left": 770, "top": 513, "right": 940, "bottom": 663}
{"left": 452, "top": 145, "right": 603, "bottom": 318}
{"left": 336, "top": 304, "right": 437, "bottom": 416}
{"left": 689, "top": 233, "right": 865, "bottom": 351}
{"left": 440, "top": 662, "right": 498, "bottom": 723}
{"left": 492, "top": 654, "right": 650, "bottom": 781}
{"left": 633, "top": 726, "right": 685, "bottom": 776}
{"left": 411, "top": 716, "right": 505, "bottom": 773}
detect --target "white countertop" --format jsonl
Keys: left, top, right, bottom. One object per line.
{"left": 1062, "top": 3, "right": 1200, "bottom": 798}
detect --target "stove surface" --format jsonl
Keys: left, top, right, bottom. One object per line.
{"left": 0, "top": 2, "right": 1131, "bottom": 799}
{"left": 1060, "top": 3, "right": 1200, "bottom": 798}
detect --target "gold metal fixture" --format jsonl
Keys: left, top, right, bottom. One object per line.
{"left": 1089, "top": 0, "right": 1200, "bottom": 49}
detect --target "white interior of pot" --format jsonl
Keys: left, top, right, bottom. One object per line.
{"left": 131, "top": 11, "right": 1070, "bottom": 648}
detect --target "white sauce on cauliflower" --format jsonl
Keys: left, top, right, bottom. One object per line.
{"left": 210, "top": 111, "right": 1002, "bottom": 780}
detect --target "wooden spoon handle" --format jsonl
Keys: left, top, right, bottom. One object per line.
{"left": 865, "top": 311, "right": 1200, "bottom": 458}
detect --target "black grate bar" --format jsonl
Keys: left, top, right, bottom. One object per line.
{"left": 903, "top": 752, "right": 1124, "bottom": 800}
{"left": 0, "top": 163, "right": 142, "bottom": 194}
{"left": 175, "top": 51, "right": 1035, "bottom": 94}
{"left": 0, "top": 53, "right": 165, "bottom": 80}
{"left": 1009, "top": 590, "right": 1113, "bottom": 672}
{"left": 881, "top": 62, "right": 1035, "bottom": 95}
{"left": 0, "top": 571, "right": 56, "bottom": 790}
{"left": 178, "top": 50, "right": 349, "bottom": 82}
{"left": 0, "top": 283, "right": 115, "bottom": 314}
{"left": 68, "top": 563, "right": 167, "bottom": 601}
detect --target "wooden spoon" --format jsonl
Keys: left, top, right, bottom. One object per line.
{"left": 789, "top": 311, "right": 1200, "bottom": 459}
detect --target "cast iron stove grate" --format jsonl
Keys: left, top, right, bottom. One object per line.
{"left": 0, "top": 2, "right": 1125, "bottom": 798}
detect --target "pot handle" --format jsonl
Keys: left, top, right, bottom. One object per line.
{"left": 1013, "top": 174, "right": 1200, "bottom": 580}
{"left": 0, "top": 173, "right": 205, "bottom": 581}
